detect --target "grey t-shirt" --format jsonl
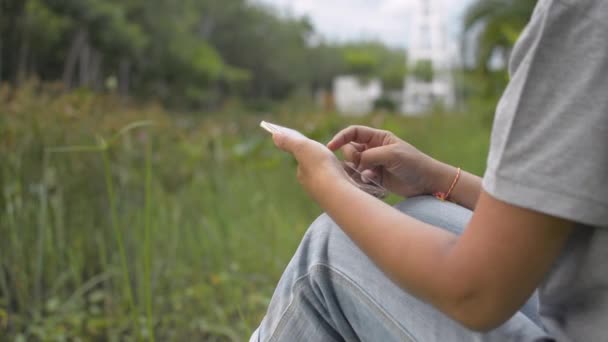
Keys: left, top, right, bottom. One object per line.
{"left": 482, "top": 0, "right": 608, "bottom": 341}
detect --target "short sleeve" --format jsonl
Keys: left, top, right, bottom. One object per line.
{"left": 482, "top": 0, "right": 608, "bottom": 228}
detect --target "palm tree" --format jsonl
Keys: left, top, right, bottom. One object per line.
{"left": 463, "top": 0, "right": 537, "bottom": 72}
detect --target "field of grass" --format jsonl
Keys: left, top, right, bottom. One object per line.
{"left": 0, "top": 83, "right": 493, "bottom": 341}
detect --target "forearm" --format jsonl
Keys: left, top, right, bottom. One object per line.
{"left": 430, "top": 161, "right": 482, "bottom": 210}
{"left": 310, "top": 174, "right": 571, "bottom": 331}
{"left": 311, "top": 177, "right": 467, "bottom": 319}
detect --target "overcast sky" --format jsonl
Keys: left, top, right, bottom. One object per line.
{"left": 256, "top": 0, "right": 474, "bottom": 48}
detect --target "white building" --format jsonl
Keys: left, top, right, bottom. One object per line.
{"left": 334, "top": 75, "right": 382, "bottom": 116}
{"left": 402, "top": 0, "right": 456, "bottom": 115}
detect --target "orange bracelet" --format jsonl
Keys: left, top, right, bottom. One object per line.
{"left": 434, "top": 167, "right": 461, "bottom": 202}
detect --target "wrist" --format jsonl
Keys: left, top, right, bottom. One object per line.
{"left": 427, "top": 160, "right": 459, "bottom": 196}
{"left": 306, "top": 162, "right": 350, "bottom": 198}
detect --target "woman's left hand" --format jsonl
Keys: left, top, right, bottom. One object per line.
{"left": 272, "top": 129, "right": 348, "bottom": 199}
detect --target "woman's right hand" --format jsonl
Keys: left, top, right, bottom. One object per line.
{"left": 327, "top": 125, "right": 447, "bottom": 198}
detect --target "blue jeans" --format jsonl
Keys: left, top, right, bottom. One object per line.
{"left": 250, "top": 196, "right": 552, "bottom": 341}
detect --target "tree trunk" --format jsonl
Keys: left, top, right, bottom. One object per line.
{"left": 0, "top": 2, "right": 3, "bottom": 82}
{"left": 3, "top": 0, "right": 27, "bottom": 83}
{"left": 63, "top": 28, "right": 87, "bottom": 90}
{"left": 0, "top": 31, "right": 3, "bottom": 83}
{"left": 16, "top": 1, "right": 31, "bottom": 85}
{"left": 119, "top": 58, "right": 131, "bottom": 96}
{"left": 16, "top": 39, "right": 29, "bottom": 84}
{"left": 78, "top": 41, "right": 90, "bottom": 87}
{"left": 90, "top": 49, "right": 103, "bottom": 91}
{"left": 199, "top": 15, "right": 216, "bottom": 39}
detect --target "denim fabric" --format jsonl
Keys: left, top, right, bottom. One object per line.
{"left": 251, "top": 196, "right": 552, "bottom": 342}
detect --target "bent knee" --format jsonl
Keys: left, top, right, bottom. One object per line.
{"left": 305, "top": 213, "right": 340, "bottom": 240}
{"left": 298, "top": 213, "right": 361, "bottom": 265}
{"left": 395, "top": 196, "right": 472, "bottom": 235}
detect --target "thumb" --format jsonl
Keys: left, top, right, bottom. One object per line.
{"left": 272, "top": 132, "right": 308, "bottom": 157}
{"left": 272, "top": 132, "right": 294, "bottom": 153}
{"left": 358, "top": 146, "right": 393, "bottom": 171}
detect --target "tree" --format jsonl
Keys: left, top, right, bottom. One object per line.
{"left": 0, "top": 0, "right": 407, "bottom": 110}
{"left": 340, "top": 42, "right": 407, "bottom": 89}
{"left": 463, "top": 0, "right": 536, "bottom": 72}
{"left": 412, "top": 60, "right": 433, "bottom": 83}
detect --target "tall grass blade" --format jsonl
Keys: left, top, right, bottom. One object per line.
{"left": 143, "top": 137, "right": 155, "bottom": 341}
{"left": 102, "top": 148, "right": 139, "bottom": 336}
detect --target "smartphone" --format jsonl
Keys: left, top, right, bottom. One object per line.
{"left": 260, "top": 121, "right": 307, "bottom": 139}
{"left": 260, "top": 121, "right": 388, "bottom": 198}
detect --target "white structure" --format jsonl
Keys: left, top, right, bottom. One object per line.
{"left": 334, "top": 75, "right": 382, "bottom": 116}
{"left": 402, "top": 0, "right": 455, "bottom": 115}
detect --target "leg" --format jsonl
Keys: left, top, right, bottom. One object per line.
{"left": 251, "top": 196, "right": 550, "bottom": 342}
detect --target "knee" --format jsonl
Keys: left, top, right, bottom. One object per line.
{"left": 297, "top": 213, "right": 355, "bottom": 268}
{"left": 304, "top": 213, "right": 340, "bottom": 243}
{"left": 395, "top": 196, "right": 472, "bottom": 235}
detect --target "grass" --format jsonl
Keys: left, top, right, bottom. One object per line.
{"left": 0, "top": 83, "right": 493, "bottom": 341}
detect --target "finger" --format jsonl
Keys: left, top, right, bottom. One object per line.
{"left": 328, "top": 126, "right": 378, "bottom": 150}
{"left": 349, "top": 142, "right": 367, "bottom": 152}
{"left": 272, "top": 133, "right": 290, "bottom": 152}
{"left": 327, "top": 125, "right": 389, "bottom": 151}
{"left": 343, "top": 160, "right": 357, "bottom": 170}
{"left": 358, "top": 146, "right": 393, "bottom": 170}
{"left": 341, "top": 143, "right": 365, "bottom": 165}
{"left": 360, "top": 169, "right": 381, "bottom": 184}
{"left": 342, "top": 161, "right": 357, "bottom": 178}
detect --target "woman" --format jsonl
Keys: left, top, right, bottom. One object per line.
{"left": 251, "top": 0, "right": 607, "bottom": 340}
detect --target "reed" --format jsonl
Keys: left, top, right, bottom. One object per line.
{"left": 0, "top": 87, "right": 490, "bottom": 340}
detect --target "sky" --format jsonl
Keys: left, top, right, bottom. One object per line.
{"left": 256, "top": 0, "right": 474, "bottom": 48}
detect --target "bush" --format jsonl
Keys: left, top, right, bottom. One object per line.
{"left": 373, "top": 96, "right": 397, "bottom": 112}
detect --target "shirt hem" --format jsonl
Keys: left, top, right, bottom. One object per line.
{"left": 483, "top": 170, "right": 608, "bottom": 228}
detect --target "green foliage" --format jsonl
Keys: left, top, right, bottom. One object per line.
{"left": 458, "top": 0, "right": 535, "bottom": 125}
{"left": 373, "top": 96, "right": 398, "bottom": 112}
{"left": 412, "top": 59, "right": 434, "bottom": 83}
{"left": 0, "top": 0, "right": 407, "bottom": 109}
{"left": 343, "top": 49, "right": 378, "bottom": 76}
{"left": 0, "top": 84, "right": 491, "bottom": 340}
{"left": 464, "top": 0, "right": 536, "bottom": 72}
{"left": 340, "top": 42, "right": 407, "bottom": 89}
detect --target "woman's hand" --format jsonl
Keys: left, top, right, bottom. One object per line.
{"left": 327, "top": 125, "right": 444, "bottom": 198}
{"left": 271, "top": 128, "right": 351, "bottom": 200}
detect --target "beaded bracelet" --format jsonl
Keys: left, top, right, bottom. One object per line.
{"left": 434, "top": 167, "right": 461, "bottom": 202}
